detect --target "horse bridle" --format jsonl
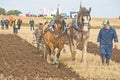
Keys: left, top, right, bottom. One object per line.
{"left": 81, "top": 14, "right": 91, "bottom": 30}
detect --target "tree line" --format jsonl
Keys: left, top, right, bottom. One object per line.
{"left": 0, "top": 7, "right": 22, "bottom": 16}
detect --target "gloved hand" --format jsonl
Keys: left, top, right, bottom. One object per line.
{"left": 114, "top": 42, "right": 118, "bottom": 49}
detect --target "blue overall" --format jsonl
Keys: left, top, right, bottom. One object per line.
{"left": 97, "top": 26, "right": 118, "bottom": 59}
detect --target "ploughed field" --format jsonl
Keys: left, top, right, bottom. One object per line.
{"left": 0, "top": 34, "right": 82, "bottom": 80}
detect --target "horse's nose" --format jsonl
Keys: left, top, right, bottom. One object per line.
{"left": 83, "top": 25, "right": 89, "bottom": 32}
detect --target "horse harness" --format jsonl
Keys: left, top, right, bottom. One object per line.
{"left": 49, "top": 18, "right": 67, "bottom": 38}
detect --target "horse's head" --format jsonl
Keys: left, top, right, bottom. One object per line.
{"left": 53, "top": 16, "right": 65, "bottom": 37}
{"left": 78, "top": 7, "right": 91, "bottom": 32}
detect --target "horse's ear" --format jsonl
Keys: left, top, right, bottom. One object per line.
{"left": 89, "top": 7, "right": 91, "bottom": 14}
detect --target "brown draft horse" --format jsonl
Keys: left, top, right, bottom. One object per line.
{"left": 43, "top": 16, "right": 67, "bottom": 66}
{"left": 67, "top": 7, "right": 91, "bottom": 64}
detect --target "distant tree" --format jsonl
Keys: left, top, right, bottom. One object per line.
{"left": 0, "top": 7, "right": 6, "bottom": 15}
{"left": 7, "top": 10, "right": 22, "bottom": 16}
{"left": 14, "top": 10, "right": 22, "bottom": 15}
{"left": 7, "top": 10, "right": 14, "bottom": 15}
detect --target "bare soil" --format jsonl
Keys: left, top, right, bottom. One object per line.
{"left": 0, "top": 34, "right": 83, "bottom": 80}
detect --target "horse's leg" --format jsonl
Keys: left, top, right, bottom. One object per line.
{"left": 72, "top": 39, "right": 77, "bottom": 61}
{"left": 48, "top": 42, "right": 56, "bottom": 64}
{"left": 69, "top": 28, "right": 77, "bottom": 61}
{"left": 42, "top": 43, "right": 46, "bottom": 59}
{"left": 45, "top": 44, "right": 52, "bottom": 63}
{"left": 68, "top": 35, "right": 77, "bottom": 61}
{"left": 53, "top": 36, "right": 66, "bottom": 65}
{"left": 68, "top": 35, "right": 73, "bottom": 55}
{"left": 81, "top": 38, "right": 88, "bottom": 64}
{"left": 67, "top": 32, "right": 75, "bottom": 61}
{"left": 56, "top": 45, "right": 63, "bottom": 59}
{"left": 52, "top": 43, "right": 63, "bottom": 67}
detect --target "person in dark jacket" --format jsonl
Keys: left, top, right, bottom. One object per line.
{"left": 1, "top": 18, "right": 5, "bottom": 30}
{"left": 29, "top": 19, "right": 34, "bottom": 31}
{"left": 17, "top": 18, "right": 22, "bottom": 30}
{"left": 97, "top": 20, "right": 118, "bottom": 65}
{"left": 4, "top": 18, "right": 9, "bottom": 30}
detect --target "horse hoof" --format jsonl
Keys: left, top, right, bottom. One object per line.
{"left": 54, "top": 63, "right": 59, "bottom": 68}
{"left": 51, "top": 62, "right": 59, "bottom": 68}
{"left": 55, "top": 64, "right": 59, "bottom": 68}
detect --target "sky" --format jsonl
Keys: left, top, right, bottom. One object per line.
{"left": 0, "top": 0, "right": 120, "bottom": 18}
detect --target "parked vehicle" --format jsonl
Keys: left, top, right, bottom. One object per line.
{"left": 61, "top": 13, "right": 69, "bottom": 19}
{"left": 70, "top": 11, "right": 77, "bottom": 18}
{"left": 44, "top": 15, "right": 53, "bottom": 19}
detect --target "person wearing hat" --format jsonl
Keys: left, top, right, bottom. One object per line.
{"left": 33, "top": 23, "right": 43, "bottom": 41}
{"left": 97, "top": 20, "right": 118, "bottom": 65}
{"left": 32, "top": 23, "right": 44, "bottom": 49}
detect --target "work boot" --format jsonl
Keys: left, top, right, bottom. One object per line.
{"left": 101, "top": 56, "right": 105, "bottom": 65}
{"left": 106, "top": 59, "right": 110, "bottom": 66}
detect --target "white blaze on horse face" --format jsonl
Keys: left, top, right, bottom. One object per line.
{"left": 54, "top": 23, "right": 61, "bottom": 37}
{"left": 83, "top": 16, "right": 90, "bottom": 32}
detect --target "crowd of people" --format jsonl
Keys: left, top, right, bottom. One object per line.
{"left": 0, "top": 17, "right": 45, "bottom": 35}
{"left": 0, "top": 16, "right": 22, "bottom": 34}
{"left": 1, "top": 18, "right": 9, "bottom": 30}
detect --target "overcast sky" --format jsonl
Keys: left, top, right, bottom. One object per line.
{"left": 0, "top": 0, "right": 120, "bottom": 18}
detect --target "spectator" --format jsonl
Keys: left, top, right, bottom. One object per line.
{"left": 12, "top": 18, "right": 18, "bottom": 34}
{"left": 29, "top": 19, "right": 34, "bottom": 31}
{"left": 1, "top": 18, "right": 5, "bottom": 30}
{"left": 4, "top": 18, "right": 9, "bottom": 30}
{"left": 17, "top": 18, "right": 22, "bottom": 30}
{"left": 9, "top": 16, "right": 14, "bottom": 27}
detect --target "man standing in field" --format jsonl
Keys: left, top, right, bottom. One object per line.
{"left": 1, "top": 18, "right": 5, "bottom": 30}
{"left": 4, "top": 18, "right": 9, "bottom": 30}
{"left": 12, "top": 18, "right": 18, "bottom": 34}
{"left": 9, "top": 16, "right": 14, "bottom": 27}
{"left": 17, "top": 18, "right": 22, "bottom": 30}
{"left": 97, "top": 20, "right": 118, "bottom": 65}
{"left": 29, "top": 19, "right": 34, "bottom": 31}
